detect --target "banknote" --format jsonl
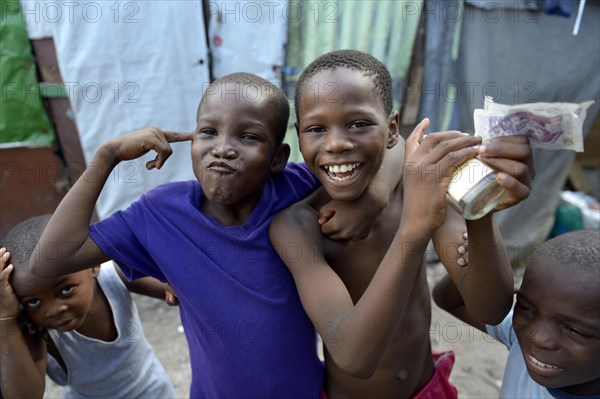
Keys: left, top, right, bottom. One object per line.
{"left": 474, "top": 97, "right": 594, "bottom": 152}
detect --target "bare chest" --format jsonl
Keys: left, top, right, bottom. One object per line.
{"left": 322, "top": 197, "right": 403, "bottom": 302}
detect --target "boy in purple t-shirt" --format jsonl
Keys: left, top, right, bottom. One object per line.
{"left": 29, "top": 72, "right": 402, "bottom": 399}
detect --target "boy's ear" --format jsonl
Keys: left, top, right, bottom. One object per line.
{"left": 270, "top": 143, "right": 290, "bottom": 174}
{"left": 89, "top": 265, "right": 101, "bottom": 278}
{"left": 387, "top": 111, "right": 400, "bottom": 149}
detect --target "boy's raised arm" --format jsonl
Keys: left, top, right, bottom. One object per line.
{"left": 29, "top": 128, "right": 192, "bottom": 278}
{"left": 1, "top": 253, "right": 47, "bottom": 399}
{"left": 434, "top": 135, "right": 532, "bottom": 325}
{"left": 433, "top": 211, "right": 513, "bottom": 325}
{"left": 432, "top": 273, "right": 488, "bottom": 332}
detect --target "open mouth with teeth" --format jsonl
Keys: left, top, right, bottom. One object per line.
{"left": 322, "top": 163, "right": 361, "bottom": 182}
{"left": 528, "top": 355, "right": 559, "bottom": 369}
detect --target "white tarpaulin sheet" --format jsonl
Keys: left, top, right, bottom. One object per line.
{"left": 207, "top": 0, "right": 288, "bottom": 84}
{"left": 20, "top": 1, "right": 209, "bottom": 218}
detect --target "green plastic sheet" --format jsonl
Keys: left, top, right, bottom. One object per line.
{"left": 283, "top": 0, "right": 422, "bottom": 162}
{"left": 1, "top": 0, "right": 55, "bottom": 146}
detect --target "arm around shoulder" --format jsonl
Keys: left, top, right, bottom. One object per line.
{"left": 271, "top": 200, "right": 435, "bottom": 378}
{"left": 115, "top": 263, "right": 170, "bottom": 301}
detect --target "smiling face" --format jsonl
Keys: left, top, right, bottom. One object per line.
{"left": 192, "top": 82, "right": 287, "bottom": 217}
{"left": 297, "top": 68, "right": 398, "bottom": 201}
{"left": 513, "top": 255, "right": 600, "bottom": 394}
{"left": 12, "top": 267, "right": 99, "bottom": 332}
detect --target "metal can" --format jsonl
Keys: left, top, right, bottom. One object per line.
{"left": 446, "top": 158, "right": 508, "bottom": 220}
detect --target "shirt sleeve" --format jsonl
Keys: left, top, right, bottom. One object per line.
{"left": 89, "top": 195, "right": 166, "bottom": 283}
{"left": 280, "top": 162, "right": 320, "bottom": 200}
{"left": 485, "top": 309, "right": 517, "bottom": 349}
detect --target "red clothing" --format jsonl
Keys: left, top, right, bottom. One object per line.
{"left": 320, "top": 350, "right": 458, "bottom": 399}
{"left": 412, "top": 351, "right": 458, "bottom": 399}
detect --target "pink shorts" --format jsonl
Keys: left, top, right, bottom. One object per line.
{"left": 412, "top": 350, "right": 458, "bottom": 399}
{"left": 320, "top": 351, "right": 457, "bottom": 399}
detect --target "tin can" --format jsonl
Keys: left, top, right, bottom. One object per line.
{"left": 446, "top": 158, "right": 508, "bottom": 220}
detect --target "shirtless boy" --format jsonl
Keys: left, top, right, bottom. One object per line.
{"left": 270, "top": 50, "right": 533, "bottom": 398}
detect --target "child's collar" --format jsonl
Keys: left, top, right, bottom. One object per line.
{"left": 547, "top": 387, "right": 600, "bottom": 399}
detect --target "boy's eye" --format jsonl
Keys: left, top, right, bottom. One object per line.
{"left": 515, "top": 300, "right": 535, "bottom": 317}
{"left": 349, "top": 121, "right": 370, "bottom": 129}
{"left": 305, "top": 126, "right": 325, "bottom": 133}
{"left": 26, "top": 299, "right": 41, "bottom": 309}
{"left": 61, "top": 285, "right": 76, "bottom": 296}
{"left": 199, "top": 128, "right": 217, "bottom": 136}
{"left": 241, "top": 134, "right": 259, "bottom": 141}
{"left": 563, "top": 324, "right": 593, "bottom": 339}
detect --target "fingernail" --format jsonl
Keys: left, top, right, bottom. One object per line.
{"left": 457, "top": 258, "right": 465, "bottom": 266}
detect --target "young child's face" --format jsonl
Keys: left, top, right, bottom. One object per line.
{"left": 11, "top": 267, "right": 99, "bottom": 331}
{"left": 297, "top": 68, "right": 397, "bottom": 201}
{"left": 192, "top": 83, "right": 281, "bottom": 206}
{"left": 513, "top": 256, "right": 600, "bottom": 393}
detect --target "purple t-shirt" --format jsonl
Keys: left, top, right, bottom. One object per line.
{"left": 90, "top": 163, "right": 322, "bottom": 399}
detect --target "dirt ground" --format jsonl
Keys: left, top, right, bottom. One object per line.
{"left": 43, "top": 260, "right": 521, "bottom": 399}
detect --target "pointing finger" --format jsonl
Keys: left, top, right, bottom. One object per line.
{"left": 162, "top": 131, "right": 194, "bottom": 143}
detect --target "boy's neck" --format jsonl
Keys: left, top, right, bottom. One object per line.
{"left": 76, "top": 279, "right": 117, "bottom": 341}
{"left": 200, "top": 194, "right": 261, "bottom": 226}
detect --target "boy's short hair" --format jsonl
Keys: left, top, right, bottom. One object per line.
{"left": 534, "top": 229, "right": 600, "bottom": 273}
{"left": 294, "top": 49, "right": 393, "bottom": 120}
{"left": 3, "top": 214, "right": 51, "bottom": 269}
{"left": 198, "top": 72, "right": 290, "bottom": 147}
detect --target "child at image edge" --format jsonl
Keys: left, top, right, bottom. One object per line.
{"left": 0, "top": 215, "right": 175, "bottom": 399}
{"left": 434, "top": 229, "right": 600, "bottom": 398}
{"left": 269, "top": 50, "right": 534, "bottom": 398}
{"left": 27, "top": 72, "right": 404, "bottom": 399}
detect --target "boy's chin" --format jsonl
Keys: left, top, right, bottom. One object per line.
{"left": 50, "top": 317, "right": 81, "bottom": 332}
{"left": 322, "top": 186, "right": 364, "bottom": 202}
{"left": 319, "top": 170, "right": 372, "bottom": 202}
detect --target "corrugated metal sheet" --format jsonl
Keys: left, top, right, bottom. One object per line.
{"left": 283, "top": 0, "right": 422, "bottom": 161}
{"left": 285, "top": 0, "right": 421, "bottom": 93}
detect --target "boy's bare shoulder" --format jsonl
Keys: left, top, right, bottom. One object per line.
{"left": 271, "top": 188, "right": 329, "bottom": 235}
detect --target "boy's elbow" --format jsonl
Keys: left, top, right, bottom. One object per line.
{"left": 431, "top": 284, "right": 457, "bottom": 314}
{"left": 28, "top": 253, "right": 60, "bottom": 279}
{"left": 28, "top": 255, "right": 44, "bottom": 277}
{"left": 431, "top": 286, "right": 446, "bottom": 310}
{"left": 469, "top": 297, "right": 512, "bottom": 326}
{"left": 482, "top": 300, "right": 512, "bottom": 326}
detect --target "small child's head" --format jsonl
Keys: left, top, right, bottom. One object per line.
{"left": 513, "top": 229, "right": 600, "bottom": 394}
{"left": 4, "top": 215, "right": 100, "bottom": 331}
{"left": 192, "top": 72, "right": 291, "bottom": 207}
{"left": 294, "top": 50, "right": 399, "bottom": 201}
